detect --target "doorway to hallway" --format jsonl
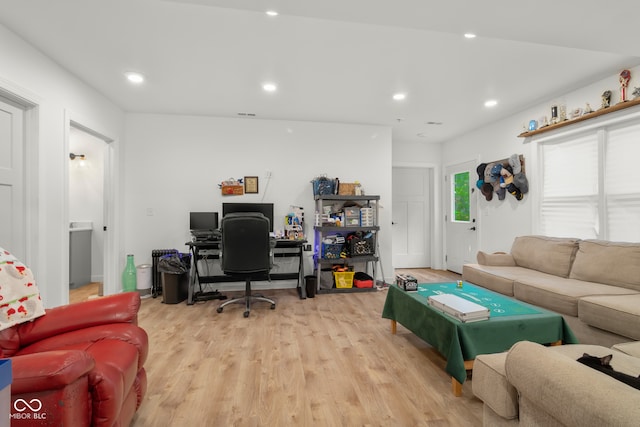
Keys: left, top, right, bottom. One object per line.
{"left": 68, "top": 125, "right": 108, "bottom": 299}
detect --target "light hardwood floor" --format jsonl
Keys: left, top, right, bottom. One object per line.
{"left": 71, "top": 270, "right": 483, "bottom": 426}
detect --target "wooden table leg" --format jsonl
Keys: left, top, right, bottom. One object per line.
{"left": 452, "top": 378, "right": 463, "bottom": 396}
{"left": 451, "top": 360, "right": 475, "bottom": 397}
{"left": 390, "top": 319, "right": 397, "bottom": 335}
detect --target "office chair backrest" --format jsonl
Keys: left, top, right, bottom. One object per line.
{"left": 221, "top": 212, "right": 271, "bottom": 274}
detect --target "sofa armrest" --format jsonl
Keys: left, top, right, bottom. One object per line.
{"left": 10, "top": 350, "right": 95, "bottom": 394}
{"left": 17, "top": 292, "right": 141, "bottom": 346}
{"left": 476, "top": 251, "right": 516, "bottom": 266}
{"left": 505, "top": 341, "right": 640, "bottom": 426}
{"left": 18, "top": 324, "right": 149, "bottom": 369}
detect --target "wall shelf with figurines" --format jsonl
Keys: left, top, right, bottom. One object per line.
{"left": 518, "top": 69, "right": 640, "bottom": 138}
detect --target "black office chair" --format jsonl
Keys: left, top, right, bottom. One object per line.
{"left": 216, "top": 212, "right": 276, "bottom": 317}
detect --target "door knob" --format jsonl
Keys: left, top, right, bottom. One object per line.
{"left": 469, "top": 226, "right": 476, "bottom": 231}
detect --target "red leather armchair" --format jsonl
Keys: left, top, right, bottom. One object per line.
{"left": 1, "top": 292, "right": 148, "bottom": 426}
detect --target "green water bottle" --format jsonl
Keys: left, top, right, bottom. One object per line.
{"left": 122, "top": 254, "right": 137, "bottom": 292}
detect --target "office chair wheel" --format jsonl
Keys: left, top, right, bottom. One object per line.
{"left": 216, "top": 307, "right": 223, "bottom": 313}
{"left": 270, "top": 303, "right": 276, "bottom": 310}
{"left": 243, "top": 311, "right": 250, "bottom": 318}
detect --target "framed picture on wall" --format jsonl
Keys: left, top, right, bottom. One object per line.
{"left": 244, "top": 176, "right": 259, "bottom": 194}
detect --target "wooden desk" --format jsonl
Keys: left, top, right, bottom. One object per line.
{"left": 186, "top": 239, "right": 306, "bottom": 305}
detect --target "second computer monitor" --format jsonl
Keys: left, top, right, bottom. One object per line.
{"left": 222, "top": 202, "right": 274, "bottom": 232}
{"left": 189, "top": 212, "right": 219, "bottom": 231}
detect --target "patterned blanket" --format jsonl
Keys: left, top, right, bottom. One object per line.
{"left": 0, "top": 247, "right": 45, "bottom": 331}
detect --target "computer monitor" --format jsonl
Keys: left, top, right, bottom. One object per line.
{"left": 189, "top": 212, "right": 219, "bottom": 231}
{"left": 222, "top": 202, "right": 274, "bottom": 232}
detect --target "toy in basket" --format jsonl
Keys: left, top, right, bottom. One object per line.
{"left": 396, "top": 274, "right": 418, "bottom": 291}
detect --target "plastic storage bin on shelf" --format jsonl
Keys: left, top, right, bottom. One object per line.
{"left": 334, "top": 271, "right": 355, "bottom": 288}
{"left": 353, "top": 272, "right": 374, "bottom": 288}
{"left": 344, "top": 207, "right": 360, "bottom": 226}
{"left": 360, "top": 207, "right": 374, "bottom": 226}
{"left": 322, "top": 243, "right": 344, "bottom": 259}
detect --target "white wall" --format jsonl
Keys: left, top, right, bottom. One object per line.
{"left": 123, "top": 114, "right": 394, "bottom": 285}
{"left": 0, "top": 23, "right": 125, "bottom": 307}
{"left": 442, "top": 64, "right": 640, "bottom": 253}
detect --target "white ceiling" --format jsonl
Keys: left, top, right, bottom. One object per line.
{"left": 0, "top": 0, "right": 639, "bottom": 144}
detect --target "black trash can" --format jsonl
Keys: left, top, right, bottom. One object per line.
{"left": 161, "top": 272, "right": 189, "bottom": 304}
{"left": 305, "top": 275, "right": 316, "bottom": 298}
{"left": 158, "top": 253, "right": 191, "bottom": 304}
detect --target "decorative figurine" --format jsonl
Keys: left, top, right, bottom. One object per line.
{"left": 539, "top": 116, "right": 549, "bottom": 128}
{"left": 528, "top": 120, "right": 538, "bottom": 131}
{"left": 570, "top": 108, "right": 583, "bottom": 119}
{"left": 601, "top": 90, "right": 612, "bottom": 109}
{"left": 584, "top": 103, "right": 593, "bottom": 114}
{"left": 632, "top": 87, "right": 640, "bottom": 99}
{"left": 619, "top": 69, "right": 631, "bottom": 103}
{"left": 559, "top": 104, "right": 567, "bottom": 121}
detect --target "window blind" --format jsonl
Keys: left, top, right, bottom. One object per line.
{"left": 605, "top": 123, "right": 640, "bottom": 241}
{"left": 540, "top": 133, "right": 599, "bottom": 239}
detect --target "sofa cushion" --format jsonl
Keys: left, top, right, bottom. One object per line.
{"left": 462, "top": 264, "right": 519, "bottom": 296}
{"left": 511, "top": 236, "right": 579, "bottom": 278}
{"left": 569, "top": 240, "right": 640, "bottom": 291}
{"left": 472, "top": 352, "right": 518, "bottom": 420}
{"left": 611, "top": 341, "right": 640, "bottom": 358}
{"left": 579, "top": 294, "right": 640, "bottom": 341}
{"left": 476, "top": 251, "right": 516, "bottom": 266}
{"left": 547, "top": 343, "right": 640, "bottom": 377}
{"left": 514, "top": 276, "right": 638, "bottom": 316}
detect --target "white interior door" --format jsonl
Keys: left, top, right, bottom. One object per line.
{"left": 0, "top": 98, "right": 25, "bottom": 258}
{"left": 392, "top": 167, "right": 431, "bottom": 268}
{"left": 445, "top": 161, "right": 477, "bottom": 274}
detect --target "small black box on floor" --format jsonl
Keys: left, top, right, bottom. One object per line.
{"left": 396, "top": 274, "right": 418, "bottom": 291}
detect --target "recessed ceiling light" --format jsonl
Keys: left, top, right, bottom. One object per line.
{"left": 393, "top": 93, "right": 406, "bottom": 101}
{"left": 263, "top": 83, "right": 277, "bottom": 92}
{"left": 266, "top": 10, "right": 278, "bottom": 16}
{"left": 484, "top": 99, "right": 498, "bottom": 107}
{"left": 464, "top": 33, "right": 477, "bottom": 39}
{"left": 124, "top": 72, "right": 145, "bottom": 84}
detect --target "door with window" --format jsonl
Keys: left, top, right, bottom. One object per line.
{"left": 445, "top": 161, "right": 477, "bottom": 274}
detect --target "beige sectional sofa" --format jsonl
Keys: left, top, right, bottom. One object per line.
{"left": 462, "top": 235, "right": 640, "bottom": 346}
{"left": 472, "top": 340, "right": 640, "bottom": 426}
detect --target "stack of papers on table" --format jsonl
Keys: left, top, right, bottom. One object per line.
{"left": 428, "top": 294, "right": 490, "bottom": 323}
